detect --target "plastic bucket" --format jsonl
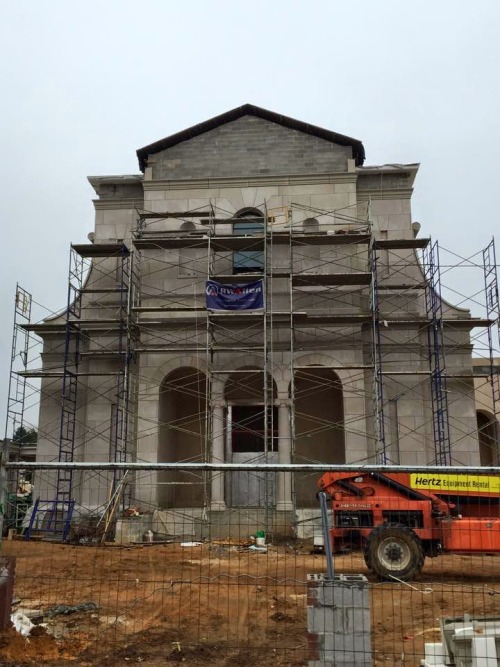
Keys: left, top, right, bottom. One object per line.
{"left": 255, "top": 530, "right": 266, "bottom": 546}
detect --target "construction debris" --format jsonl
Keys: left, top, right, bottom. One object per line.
{"left": 45, "top": 602, "right": 98, "bottom": 618}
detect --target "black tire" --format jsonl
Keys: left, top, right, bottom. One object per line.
{"left": 363, "top": 545, "right": 374, "bottom": 572}
{"left": 365, "top": 523, "right": 425, "bottom": 582}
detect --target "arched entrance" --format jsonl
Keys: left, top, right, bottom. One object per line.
{"left": 293, "top": 367, "right": 345, "bottom": 507}
{"left": 224, "top": 367, "right": 278, "bottom": 507}
{"left": 477, "top": 410, "right": 499, "bottom": 466}
{"left": 158, "top": 367, "right": 207, "bottom": 507}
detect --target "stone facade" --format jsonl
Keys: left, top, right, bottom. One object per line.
{"left": 34, "top": 105, "right": 482, "bottom": 526}
{"left": 473, "top": 358, "right": 500, "bottom": 466}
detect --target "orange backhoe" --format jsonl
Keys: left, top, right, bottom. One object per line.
{"left": 317, "top": 470, "right": 500, "bottom": 581}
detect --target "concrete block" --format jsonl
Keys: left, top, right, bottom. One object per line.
{"left": 218, "top": 190, "right": 243, "bottom": 208}
{"left": 153, "top": 198, "right": 189, "bottom": 212}
{"left": 282, "top": 193, "right": 312, "bottom": 208}
{"left": 343, "top": 396, "right": 366, "bottom": 414}
{"left": 115, "top": 518, "right": 152, "bottom": 544}
{"left": 322, "top": 631, "right": 371, "bottom": 653}
{"left": 281, "top": 184, "right": 320, "bottom": 196}
{"left": 308, "top": 605, "right": 370, "bottom": 635}
{"left": 376, "top": 214, "right": 390, "bottom": 231}
{"left": 143, "top": 189, "right": 165, "bottom": 201}
{"left": 333, "top": 182, "right": 356, "bottom": 194}
{"left": 371, "top": 199, "right": 403, "bottom": 215}
{"left": 309, "top": 195, "right": 337, "bottom": 210}
{"left": 387, "top": 213, "right": 411, "bottom": 230}
{"left": 315, "top": 582, "right": 371, "bottom": 609}
{"left": 307, "top": 574, "right": 371, "bottom": 666}
{"left": 241, "top": 187, "right": 258, "bottom": 207}
{"left": 345, "top": 449, "right": 369, "bottom": 464}
{"left": 188, "top": 198, "right": 211, "bottom": 211}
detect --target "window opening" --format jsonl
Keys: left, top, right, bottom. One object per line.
{"left": 233, "top": 212, "right": 264, "bottom": 274}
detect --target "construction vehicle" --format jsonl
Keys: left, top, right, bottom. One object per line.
{"left": 317, "top": 470, "right": 500, "bottom": 581}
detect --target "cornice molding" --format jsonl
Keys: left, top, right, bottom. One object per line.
{"left": 93, "top": 198, "right": 144, "bottom": 211}
{"left": 357, "top": 188, "right": 414, "bottom": 201}
{"left": 143, "top": 172, "right": 358, "bottom": 191}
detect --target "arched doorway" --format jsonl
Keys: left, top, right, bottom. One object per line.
{"left": 224, "top": 367, "right": 277, "bottom": 507}
{"left": 158, "top": 367, "right": 207, "bottom": 507}
{"left": 293, "top": 367, "right": 345, "bottom": 507}
{"left": 477, "top": 410, "right": 499, "bottom": 466}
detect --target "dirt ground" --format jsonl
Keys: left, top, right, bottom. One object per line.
{"left": 0, "top": 540, "right": 498, "bottom": 666}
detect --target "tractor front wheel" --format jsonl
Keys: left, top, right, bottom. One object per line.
{"left": 365, "top": 523, "right": 424, "bottom": 581}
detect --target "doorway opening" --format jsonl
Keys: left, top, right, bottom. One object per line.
{"left": 231, "top": 405, "right": 277, "bottom": 453}
{"left": 227, "top": 404, "right": 278, "bottom": 507}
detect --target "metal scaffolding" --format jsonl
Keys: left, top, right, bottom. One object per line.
{"left": 8, "top": 200, "right": 500, "bottom": 534}
{"left": 369, "top": 237, "right": 386, "bottom": 462}
{"left": 3, "top": 284, "right": 37, "bottom": 529}
{"left": 483, "top": 237, "right": 500, "bottom": 462}
{"left": 56, "top": 245, "right": 87, "bottom": 508}
{"left": 5, "top": 285, "right": 33, "bottom": 444}
{"left": 423, "top": 240, "right": 451, "bottom": 466}
{"left": 17, "top": 242, "right": 138, "bottom": 537}
{"left": 89, "top": 210, "right": 498, "bottom": 507}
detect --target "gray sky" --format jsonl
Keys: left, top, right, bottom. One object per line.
{"left": 1, "top": 0, "right": 499, "bottom": 430}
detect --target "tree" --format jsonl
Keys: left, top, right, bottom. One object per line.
{"left": 12, "top": 426, "right": 37, "bottom": 445}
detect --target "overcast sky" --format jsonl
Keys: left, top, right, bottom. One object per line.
{"left": 1, "top": 0, "right": 499, "bottom": 430}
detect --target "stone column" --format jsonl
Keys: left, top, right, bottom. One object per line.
{"left": 337, "top": 370, "right": 369, "bottom": 464}
{"left": 135, "top": 378, "right": 161, "bottom": 508}
{"left": 276, "top": 399, "right": 293, "bottom": 511}
{"left": 211, "top": 401, "right": 226, "bottom": 511}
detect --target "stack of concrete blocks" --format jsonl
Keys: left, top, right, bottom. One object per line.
{"left": 114, "top": 517, "right": 152, "bottom": 544}
{"left": 423, "top": 615, "right": 500, "bottom": 667}
{"left": 307, "top": 573, "right": 371, "bottom": 666}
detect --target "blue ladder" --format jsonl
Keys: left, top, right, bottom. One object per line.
{"left": 24, "top": 498, "right": 75, "bottom": 542}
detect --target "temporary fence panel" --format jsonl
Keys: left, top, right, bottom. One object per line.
{"left": 0, "top": 462, "right": 499, "bottom": 666}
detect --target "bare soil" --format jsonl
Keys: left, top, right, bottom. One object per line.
{"left": 0, "top": 540, "right": 498, "bottom": 666}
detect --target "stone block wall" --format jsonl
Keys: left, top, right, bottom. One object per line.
{"left": 307, "top": 573, "right": 371, "bottom": 666}
{"left": 150, "top": 116, "right": 352, "bottom": 180}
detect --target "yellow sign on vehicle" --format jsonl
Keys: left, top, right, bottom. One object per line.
{"left": 410, "top": 473, "right": 500, "bottom": 494}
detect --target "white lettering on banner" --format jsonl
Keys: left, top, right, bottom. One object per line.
{"left": 205, "top": 285, "right": 262, "bottom": 296}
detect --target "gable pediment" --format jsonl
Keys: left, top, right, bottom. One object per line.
{"left": 137, "top": 104, "right": 364, "bottom": 180}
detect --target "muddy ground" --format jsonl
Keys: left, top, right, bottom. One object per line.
{"left": 0, "top": 540, "right": 498, "bottom": 666}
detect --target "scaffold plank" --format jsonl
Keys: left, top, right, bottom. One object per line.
{"left": 293, "top": 273, "right": 372, "bottom": 286}
{"left": 375, "top": 238, "right": 430, "bottom": 249}
{"left": 71, "top": 243, "right": 130, "bottom": 257}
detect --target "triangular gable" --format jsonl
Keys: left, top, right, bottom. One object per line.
{"left": 136, "top": 103, "right": 365, "bottom": 172}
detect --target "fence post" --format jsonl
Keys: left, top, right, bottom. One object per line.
{"left": 318, "top": 491, "right": 334, "bottom": 581}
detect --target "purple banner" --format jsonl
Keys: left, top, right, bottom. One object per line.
{"left": 205, "top": 280, "right": 264, "bottom": 311}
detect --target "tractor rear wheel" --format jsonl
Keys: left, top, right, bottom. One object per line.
{"left": 363, "top": 546, "right": 373, "bottom": 572}
{"left": 365, "top": 523, "right": 424, "bottom": 581}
